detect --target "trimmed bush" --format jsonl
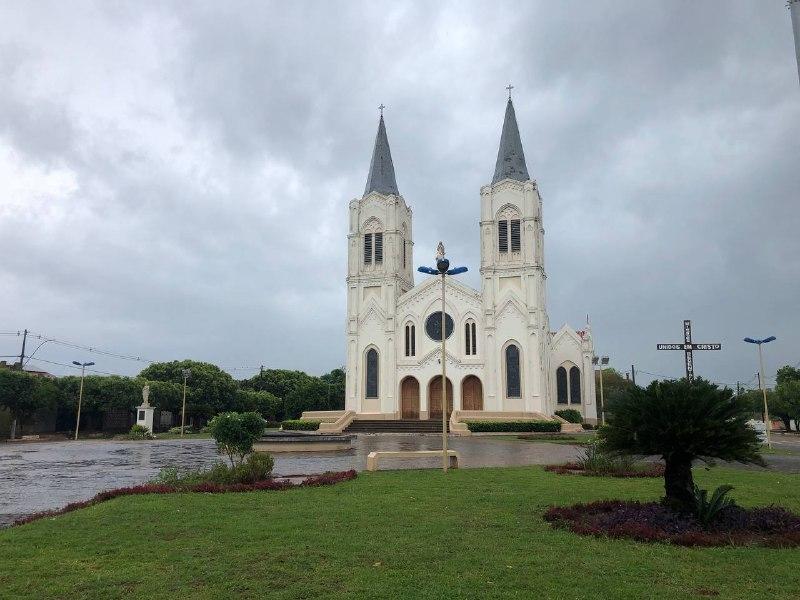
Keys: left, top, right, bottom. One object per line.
{"left": 554, "top": 409, "right": 583, "bottom": 423}
{"left": 581, "top": 423, "right": 596, "bottom": 430}
{"left": 281, "top": 419, "right": 321, "bottom": 431}
{"left": 207, "top": 411, "right": 266, "bottom": 466}
{"left": 465, "top": 420, "right": 561, "bottom": 433}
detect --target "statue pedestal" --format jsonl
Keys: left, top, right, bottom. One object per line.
{"left": 136, "top": 405, "right": 155, "bottom": 433}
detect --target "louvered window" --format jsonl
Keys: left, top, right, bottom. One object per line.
{"left": 364, "top": 233, "right": 373, "bottom": 264}
{"left": 510, "top": 219, "right": 521, "bottom": 252}
{"left": 465, "top": 323, "right": 471, "bottom": 355}
{"left": 498, "top": 220, "right": 509, "bottom": 253}
{"left": 410, "top": 325, "right": 415, "bottom": 356}
{"left": 374, "top": 232, "right": 383, "bottom": 263}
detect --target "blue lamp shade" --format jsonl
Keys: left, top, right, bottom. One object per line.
{"left": 417, "top": 266, "right": 439, "bottom": 275}
{"left": 446, "top": 266, "right": 468, "bottom": 275}
{"left": 744, "top": 336, "right": 777, "bottom": 345}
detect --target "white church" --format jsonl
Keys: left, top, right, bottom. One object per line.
{"left": 339, "top": 98, "right": 597, "bottom": 428}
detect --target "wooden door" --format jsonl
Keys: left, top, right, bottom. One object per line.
{"left": 429, "top": 376, "right": 453, "bottom": 418}
{"left": 400, "top": 377, "right": 420, "bottom": 419}
{"left": 461, "top": 375, "right": 483, "bottom": 411}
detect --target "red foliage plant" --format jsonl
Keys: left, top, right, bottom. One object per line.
{"left": 12, "top": 470, "right": 358, "bottom": 527}
{"left": 544, "top": 463, "right": 665, "bottom": 478}
{"left": 544, "top": 500, "right": 800, "bottom": 548}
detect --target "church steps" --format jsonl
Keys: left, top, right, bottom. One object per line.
{"left": 344, "top": 420, "right": 450, "bottom": 433}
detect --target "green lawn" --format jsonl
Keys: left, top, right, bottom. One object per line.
{"left": 1, "top": 466, "right": 798, "bottom": 599}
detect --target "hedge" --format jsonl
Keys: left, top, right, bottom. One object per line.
{"left": 465, "top": 420, "right": 561, "bottom": 433}
{"left": 554, "top": 409, "right": 583, "bottom": 424}
{"left": 281, "top": 419, "right": 321, "bottom": 431}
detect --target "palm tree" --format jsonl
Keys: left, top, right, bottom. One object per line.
{"left": 599, "top": 378, "right": 763, "bottom": 511}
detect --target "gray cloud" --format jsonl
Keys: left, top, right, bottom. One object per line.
{"left": 0, "top": 0, "right": 797, "bottom": 388}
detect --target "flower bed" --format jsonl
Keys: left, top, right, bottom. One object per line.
{"left": 544, "top": 500, "right": 800, "bottom": 548}
{"left": 544, "top": 462, "right": 665, "bottom": 478}
{"left": 12, "top": 470, "right": 357, "bottom": 527}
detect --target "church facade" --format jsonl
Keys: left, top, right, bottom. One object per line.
{"left": 344, "top": 99, "right": 597, "bottom": 423}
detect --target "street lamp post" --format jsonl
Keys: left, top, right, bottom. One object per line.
{"left": 181, "top": 368, "right": 191, "bottom": 437}
{"left": 744, "top": 336, "right": 776, "bottom": 448}
{"left": 418, "top": 242, "right": 468, "bottom": 473}
{"left": 72, "top": 361, "right": 95, "bottom": 440}
{"left": 592, "top": 355, "right": 610, "bottom": 426}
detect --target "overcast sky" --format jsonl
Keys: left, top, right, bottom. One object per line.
{"left": 1, "top": 1, "right": 798, "bottom": 389}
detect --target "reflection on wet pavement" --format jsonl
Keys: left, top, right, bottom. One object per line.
{"left": 0, "top": 435, "right": 582, "bottom": 526}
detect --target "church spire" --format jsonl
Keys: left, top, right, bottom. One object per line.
{"left": 492, "top": 97, "right": 530, "bottom": 184}
{"left": 364, "top": 112, "right": 399, "bottom": 196}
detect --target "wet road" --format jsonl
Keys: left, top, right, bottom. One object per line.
{"left": 2, "top": 434, "right": 798, "bottom": 527}
{"left": 0, "top": 435, "right": 583, "bottom": 526}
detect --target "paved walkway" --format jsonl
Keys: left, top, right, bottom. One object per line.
{"left": 2, "top": 433, "right": 798, "bottom": 526}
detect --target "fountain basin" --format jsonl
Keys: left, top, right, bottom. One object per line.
{"left": 253, "top": 431, "right": 354, "bottom": 453}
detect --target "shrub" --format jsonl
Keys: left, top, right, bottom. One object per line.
{"left": 581, "top": 423, "right": 596, "bottom": 430}
{"left": 600, "top": 378, "right": 762, "bottom": 512}
{"left": 281, "top": 419, "right": 321, "bottom": 431}
{"left": 264, "top": 420, "right": 281, "bottom": 429}
{"left": 554, "top": 409, "right": 583, "bottom": 423}
{"left": 168, "top": 425, "right": 198, "bottom": 435}
{"left": 125, "top": 424, "right": 154, "bottom": 440}
{"left": 153, "top": 453, "right": 275, "bottom": 487}
{"left": 465, "top": 420, "right": 561, "bottom": 433}
{"left": 206, "top": 411, "right": 266, "bottom": 466}
{"left": 693, "top": 485, "right": 736, "bottom": 527}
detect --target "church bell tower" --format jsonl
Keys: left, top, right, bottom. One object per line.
{"left": 344, "top": 113, "right": 413, "bottom": 414}
{"left": 479, "top": 97, "right": 551, "bottom": 412}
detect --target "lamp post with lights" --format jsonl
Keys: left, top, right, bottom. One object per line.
{"left": 72, "top": 360, "right": 95, "bottom": 440}
{"left": 418, "top": 242, "right": 468, "bottom": 472}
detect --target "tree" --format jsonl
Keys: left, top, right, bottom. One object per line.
{"left": 241, "top": 369, "right": 315, "bottom": 400}
{"left": 320, "top": 368, "right": 346, "bottom": 410}
{"left": 284, "top": 378, "right": 331, "bottom": 419}
{"left": 599, "top": 378, "right": 763, "bottom": 512}
{"left": 0, "top": 370, "right": 57, "bottom": 439}
{"left": 775, "top": 365, "right": 800, "bottom": 432}
{"left": 206, "top": 412, "right": 266, "bottom": 467}
{"left": 138, "top": 360, "right": 238, "bottom": 420}
{"left": 233, "top": 389, "right": 282, "bottom": 421}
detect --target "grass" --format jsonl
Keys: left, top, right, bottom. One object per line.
{"left": 0, "top": 467, "right": 798, "bottom": 599}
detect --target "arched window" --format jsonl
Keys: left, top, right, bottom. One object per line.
{"left": 505, "top": 344, "right": 521, "bottom": 398}
{"left": 556, "top": 366, "right": 568, "bottom": 404}
{"left": 363, "top": 220, "right": 383, "bottom": 265}
{"left": 497, "top": 206, "right": 521, "bottom": 255}
{"left": 465, "top": 320, "right": 477, "bottom": 356}
{"left": 404, "top": 323, "right": 416, "bottom": 357}
{"left": 365, "top": 348, "right": 379, "bottom": 398}
{"left": 569, "top": 366, "right": 582, "bottom": 404}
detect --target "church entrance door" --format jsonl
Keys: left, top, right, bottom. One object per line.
{"left": 461, "top": 375, "right": 483, "bottom": 411}
{"left": 428, "top": 376, "right": 453, "bottom": 419}
{"left": 400, "top": 377, "right": 420, "bottom": 419}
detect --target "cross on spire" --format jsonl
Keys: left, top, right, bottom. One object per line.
{"left": 506, "top": 84, "right": 514, "bottom": 99}
{"left": 378, "top": 103, "right": 385, "bottom": 116}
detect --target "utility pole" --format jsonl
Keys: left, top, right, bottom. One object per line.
{"left": 631, "top": 364, "right": 636, "bottom": 386}
{"left": 17, "top": 329, "right": 28, "bottom": 369}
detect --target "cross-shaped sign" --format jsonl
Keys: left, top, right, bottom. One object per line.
{"left": 656, "top": 320, "right": 721, "bottom": 381}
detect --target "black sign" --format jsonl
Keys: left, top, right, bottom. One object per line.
{"left": 656, "top": 320, "right": 722, "bottom": 381}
